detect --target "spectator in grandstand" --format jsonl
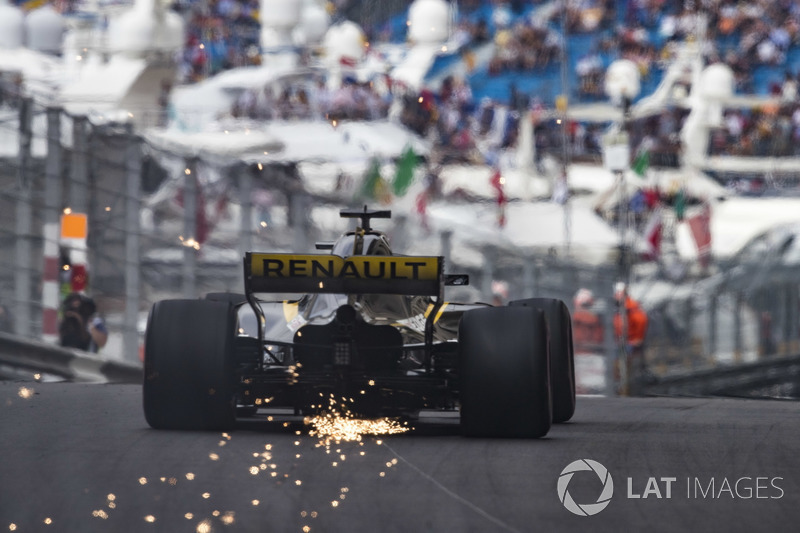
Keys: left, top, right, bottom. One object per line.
{"left": 781, "top": 72, "right": 798, "bottom": 102}
{"left": 312, "top": 78, "right": 332, "bottom": 119}
{"left": 186, "top": 39, "right": 208, "bottom": 82}
{"left": 399, "top": 90, "right": 436, "bottom": 136}
{"left": 576, "top": 52, "right": 605, "bottom": 99}
{"left": 294, "top": 87, "right": 312, "bottom": 119}
{"left": 231, "top": 86, "right": 256, "bottom": 119}
{"left": 352, "top": 81, "right": 381, "bottom": 120}
{"left": 472, "top": 18, "right": 491, "bottom": 44}
{"left": 329, "top": 78, "right": 357, "bottom": 120}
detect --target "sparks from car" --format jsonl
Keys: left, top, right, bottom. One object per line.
{"left": 306, "top": 394, "right": 409, "bottom": 446}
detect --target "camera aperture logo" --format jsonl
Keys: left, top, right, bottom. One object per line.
{"left": 558, "top": 459, "right": 614, "bottom": 516}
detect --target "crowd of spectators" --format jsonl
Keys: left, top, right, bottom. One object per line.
{"left": 230, "top": 75, "right": 393, "bottom": 122}
{"left": 398, "top": 74, "right": 522, "bottom": 166}
{"left": 396, "top": 73, "right": 613, "bottom": 170}
{"left": 622, "top": 0, "right": 800, "bottom": 94}
{"left": 166, "top": 0, "right": 800, "bottom": 173}
{"left": 163, "top": 0, "right": 800, "bottom": 111}
{"left": 487, "top": 20, "right": 562, "bottom": 75}
{"left": 172, "top": 0, "right": 262, "bottom": 83}
{"left": 710, "top": 101, "right": 800, "bottom": 158}
{"left": 454, "top": 0, "right": 800, "bottom": 101}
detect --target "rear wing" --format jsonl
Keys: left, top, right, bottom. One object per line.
{"left": 244, "top": 253, "right": 444, "bottom": 298}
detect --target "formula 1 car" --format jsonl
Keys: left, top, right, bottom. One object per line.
{"left": 143, "top": 208, "right": 575, "bottom": 438}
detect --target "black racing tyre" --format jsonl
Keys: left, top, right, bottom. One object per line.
{"left": 143, "top": 299, "right": 237, "bottom": 430}
{"left": 459, "top": 306, "right": 551, "bottom": 438}
{"left": 510, "top": 298, "right": 576, "bottom": 423}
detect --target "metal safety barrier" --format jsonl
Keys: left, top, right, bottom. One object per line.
{"left": 0, "top": 332, "right": 143, "bottom": 384}
{"left": 642, "top": 353, "right": 800, "bottom": 397}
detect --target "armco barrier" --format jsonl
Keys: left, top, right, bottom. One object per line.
{"left": 0, "top": 332, "right": 143, "bottom": 384}
{"left": 642, "top": 353, "right": 800, "bottom": 397}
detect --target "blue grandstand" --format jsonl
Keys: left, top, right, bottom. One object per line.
{"left": 371, "top": 0, "right": 800, "bottom": 106}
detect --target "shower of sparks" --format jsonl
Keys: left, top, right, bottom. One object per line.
{"left": 60, "top": 385, "right": 413, "bottom": 533}
{"left": 305, "top": 397, "right": 409, "bottom": 445}
{"left": 307, "top": 413, "right": 408, "bottom": 443}
{"left": 17, "top": 387, "right": 34, "bottom": 399}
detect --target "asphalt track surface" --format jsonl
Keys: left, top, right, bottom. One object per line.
{"left": 1, "top": 382, "right": 798, "bottom": 533}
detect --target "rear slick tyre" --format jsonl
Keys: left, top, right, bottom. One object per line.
{"left": 459, "top": 306, "right": 552, "bottom": 438}
{"left": 143, "top": 299, "right": 237, "bottom": 431}
{"left": 510, "top": 297, "right": 576, "bottom": 423}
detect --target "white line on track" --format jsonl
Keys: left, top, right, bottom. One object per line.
{"left": 383, "top": 442, "right": 522, "bottom": 533}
